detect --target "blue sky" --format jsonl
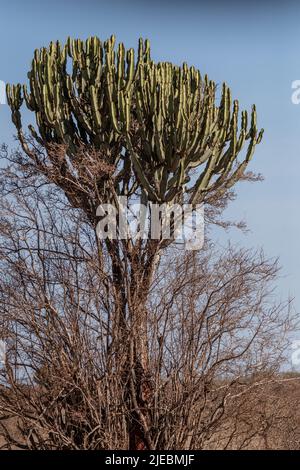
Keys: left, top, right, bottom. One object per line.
{"left": 0, "top": 0, "right": 300, "bottom": 307}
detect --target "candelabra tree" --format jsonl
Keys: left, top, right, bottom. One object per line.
{"left": 6, "top": 35, "right": 264, "bottom": 450}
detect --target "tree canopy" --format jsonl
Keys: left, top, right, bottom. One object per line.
{"left": 6, "top": 35, "right": 263, "bottom": 207}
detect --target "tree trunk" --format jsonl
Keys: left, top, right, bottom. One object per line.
{"left": 105, "top": 240, "right": 159, "bottom": 450}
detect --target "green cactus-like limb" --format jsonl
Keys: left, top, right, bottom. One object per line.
{"left": 7, "top": 35, "right": 264, "bottom": 209}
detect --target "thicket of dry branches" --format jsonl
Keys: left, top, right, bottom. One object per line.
{"left": 0, "top": 145, "right": 298, "bottom": 449}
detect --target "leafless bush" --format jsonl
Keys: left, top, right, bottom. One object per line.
{"left": 0, "top": 157, "right": 297, "bottom": 449}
